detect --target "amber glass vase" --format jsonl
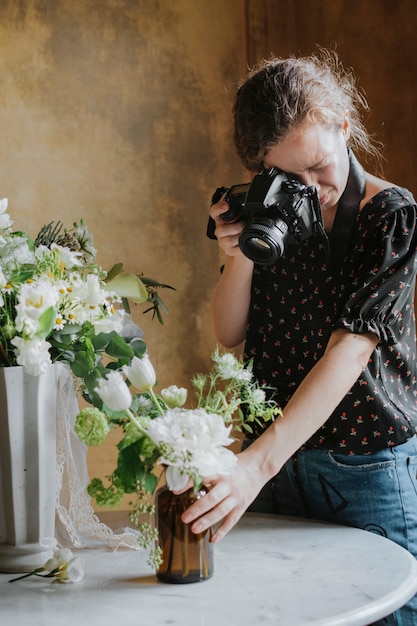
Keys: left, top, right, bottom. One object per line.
{"left": 155, "top": 485, "right": 214, "bottom": 584}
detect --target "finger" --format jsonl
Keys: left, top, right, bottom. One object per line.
{"left": 215, "top": 221, "right": 244, "bottom": 238}
{"left": 211, "top": 508, "right": 244, "bottom": 543}
{"left": 180, "top": 479, "right": 224, "bottom": 522}
{"left": 185, "top": 481, "right": 240, "bottom": 533}
{"left": 190, "top": 495, "right": 244, "bottom": 542}
{"left": 209, "top": 201, "right": 230, "bottom": 219}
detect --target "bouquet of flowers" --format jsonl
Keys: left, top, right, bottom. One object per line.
{"left": 0, "top": 198, "right": 172, "bottom": 390}
{"left": 74, "top": 346, "right": 282, "bottom": 564}
{"left": 0, "top": 196, "right": 281, "bottom": 570}
{"left": 0, "top": 197, "right": 175, "bottom": 581}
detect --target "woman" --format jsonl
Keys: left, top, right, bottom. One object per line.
{"left": 184, "top": 51, "right": 417, "bottom": 624}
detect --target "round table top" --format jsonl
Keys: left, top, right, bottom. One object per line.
{"left": 1, "top": 512, "right": 416, "bottom": 626}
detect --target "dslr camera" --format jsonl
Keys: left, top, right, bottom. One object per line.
{"left": 207, "top": 168, "right": 326, "bottom": 266}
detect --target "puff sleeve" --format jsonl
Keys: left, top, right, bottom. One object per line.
{"left": 334, "top": 188, "right": 417, "bottom": 344}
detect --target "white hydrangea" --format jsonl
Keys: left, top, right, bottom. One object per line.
{"left": 146, "top": 407, "right": 237, "bottom": 490}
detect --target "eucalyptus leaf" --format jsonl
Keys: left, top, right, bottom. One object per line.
{"left": 106, "top": 333, "right": 134, "bottom": 360}
{"left": 130, "top": 337, "right": 147, "bottom": 357}
{"left": 70, "top": 350, "right": 96, "bottom": 378}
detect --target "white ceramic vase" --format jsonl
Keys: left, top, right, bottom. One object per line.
{"left": 0, "top": 365, "right": 58, "bottom": 572}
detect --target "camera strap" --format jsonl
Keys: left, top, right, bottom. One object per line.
{"left": 328, "top": 149, "right": 366, "bottom": 269}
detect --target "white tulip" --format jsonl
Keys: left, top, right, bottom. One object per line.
{"left": 123, "top": 353, "right": 156, "bottom": 393}
{"left": 95, "top": 370, "right": 132, "bottom": 412}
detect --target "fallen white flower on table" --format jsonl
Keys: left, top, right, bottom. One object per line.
{"left": 9, "top": 546, "right": 85, "bottom": 585}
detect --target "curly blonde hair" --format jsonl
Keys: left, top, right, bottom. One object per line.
{"left": 233, "top": 49, "right": 380, "bottom": 171}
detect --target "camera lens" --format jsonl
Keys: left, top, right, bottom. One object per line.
{"left": 239, "top": 216, "right": 288, "bottom": 265}
{"left": 248, "top": 238, "right": 271, "bottom": 251}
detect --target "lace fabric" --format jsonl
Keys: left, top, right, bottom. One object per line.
{"left": 54, "top": 363, "right": 140, "bottom": 551}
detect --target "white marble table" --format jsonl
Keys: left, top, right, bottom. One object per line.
{"left": 0, "top": 513, "right": 416, "bottom": 626}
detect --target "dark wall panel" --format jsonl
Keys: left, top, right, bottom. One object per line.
{"left": 246, "top": 0, "right": 417, "bottom": 194}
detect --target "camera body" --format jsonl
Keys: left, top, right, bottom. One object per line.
{"left": 207, "top": 168, "right": 325, "bottom": 266}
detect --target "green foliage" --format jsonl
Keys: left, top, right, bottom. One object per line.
{"left": 139, "top": 276, "right": 176, "bottom": 325}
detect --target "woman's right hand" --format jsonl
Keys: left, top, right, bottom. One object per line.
{"left": 209, "top": 201, "right": 246, "bottom": 257}
{"left": 181, "top": 449, "right": 267, "bottom": 544}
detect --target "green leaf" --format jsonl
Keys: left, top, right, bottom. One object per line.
{"left": 81, "top": 368, "right": 107, "bottom": 408}
{"left": 142, "top": 471, "right": 158, "bottom": 494}
{"left": 70, "top": 349, "right": 96, "bottom": 378}
{"left": 130, "top": 337, "right": 147, "bottom": 357}
{"left": 115, "top": 443, "right": 147, "bottom": 493}
{"left": 54, "top": 323, "right": 83, "bottom": 336}
{"left": 90, "top": 332, "right": 112, "bottom": 351}
{"left": 106, "top": 333, "right": 134, "bottom": 360}
{"left": 9, "top": 268, "right": 35, "bottom": 283}
{"left": 106, "top": 263, "right": 124, "bottom": 281}
{"left": 140, "top": 276, "right": 176, "bottom": 291}
{"left": 36, "top": 306, "right": 56, "bottom": 339}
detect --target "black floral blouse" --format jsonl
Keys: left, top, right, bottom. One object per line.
{"left": 244, "top": 186, "right": 417, "bottom": 454}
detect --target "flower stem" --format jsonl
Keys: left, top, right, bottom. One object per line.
{"left": 148, "top": 388, "right": 165, "bottom": 416}
{"left": 126, "top": 408, "right": 146, "bottom": 433}
{"left": 9, "top": 567, "right": 44, "bottom": 583}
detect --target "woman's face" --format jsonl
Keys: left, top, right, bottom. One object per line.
{"left": 263, "top": 116, "right": 350, "bottom": 229}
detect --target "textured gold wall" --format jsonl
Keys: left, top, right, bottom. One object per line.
{"left": 0, "top": 0, "right": 247, "bottom": 497}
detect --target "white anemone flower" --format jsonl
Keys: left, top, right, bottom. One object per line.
{"left": 11, "top": 336, "right": 52, "bottom": 376}
{"left": 146, "top": 408, "right": 237, "bottom": 491}
{"left": 95, "top": 370, "right": 132, "bottom": 412}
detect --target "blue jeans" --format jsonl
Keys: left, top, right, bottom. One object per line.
{"left": 244, "top": 435, "right": 417, "bottom": 626}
